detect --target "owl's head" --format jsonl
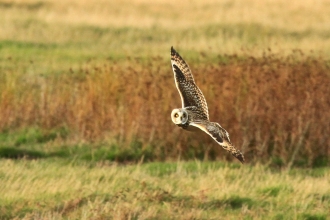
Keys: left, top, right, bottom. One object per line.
{"left": 171, "top": 108, "right": 189, "bottom": 125}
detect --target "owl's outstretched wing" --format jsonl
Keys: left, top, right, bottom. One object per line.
{"left": 171, "top": 47, "right": 209, "bottom": 120}
{"left": 190, "top": 121, "right": 245, "bottom": 163}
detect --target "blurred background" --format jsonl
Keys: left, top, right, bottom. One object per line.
{"left": 0, "top": 0, "right": 329, "bottom": 166}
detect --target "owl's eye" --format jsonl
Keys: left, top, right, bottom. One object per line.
{"left": 174, "top": 113, "right": 179, "bottom": 118}
{"left": 183, "top": 113, "right": 186, "bottom": 118}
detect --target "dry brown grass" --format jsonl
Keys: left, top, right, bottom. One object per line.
{"left": 1, "top": 52, "right": 329, "bottom": 165}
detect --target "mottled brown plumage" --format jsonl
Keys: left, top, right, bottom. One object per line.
{"left": 171, "top": 47, "right": 209, "bottom": 121}
{"left": 170, "top": 47, "right": 245, "bottom": 163}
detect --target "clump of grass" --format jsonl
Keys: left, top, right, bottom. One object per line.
{"left": 300, "top": 213, "right": 328, "bottom": 220}
{"left": 0, "top": 52, "right": 329, "bottom": 166}
{"left": 224, "top": 195, "right": 254, "bottom": 209}
{"left": 13, "top": 127, "right": 68, "bottom": 146}
{"left": 0, "top": 147, "right": 46, "bottom": 159}
{"left": 259, "top": 185, "right": 291, "bottom": 197}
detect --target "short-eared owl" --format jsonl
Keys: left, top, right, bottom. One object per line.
{"left": 170, "top": 47, "right": 245, "bottom": 163}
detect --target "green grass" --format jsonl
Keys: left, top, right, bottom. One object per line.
{"left": 0, "top": 128, "right": 328, "bottom": 218}
{"left": 0, "top": 159, "right": 329, "bottom": 219}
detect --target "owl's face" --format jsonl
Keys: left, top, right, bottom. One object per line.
{"left": 171, "top": 108, "right": 188, "bottom": 125}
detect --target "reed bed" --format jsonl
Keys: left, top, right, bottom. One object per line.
{"left": 1, "top": 52, "right": 329, "bottom": 166}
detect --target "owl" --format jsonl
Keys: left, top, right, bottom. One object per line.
{"left": 170, "top": 47, "right": 245, "bottom": 163}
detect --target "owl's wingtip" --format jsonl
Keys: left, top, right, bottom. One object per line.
{"left": 236, "top": 154, "right": 245, "bottom": 164}
{"left": 171, "top": 46, "right": 176, "bottom": 55}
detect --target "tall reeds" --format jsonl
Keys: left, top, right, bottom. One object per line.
{"left": 0, "top": 53, "right": 329, "bottom": 165}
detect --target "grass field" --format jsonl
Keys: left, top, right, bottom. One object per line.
{"left": 1, "top": 160, "right": 329, "bottom": 219}
{"left": 1, "top": 0, "right": 330, "bottom": 218}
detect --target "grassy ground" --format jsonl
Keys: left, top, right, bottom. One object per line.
{"left": 1, "top": 159, "right": 329, "bottom": 219}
